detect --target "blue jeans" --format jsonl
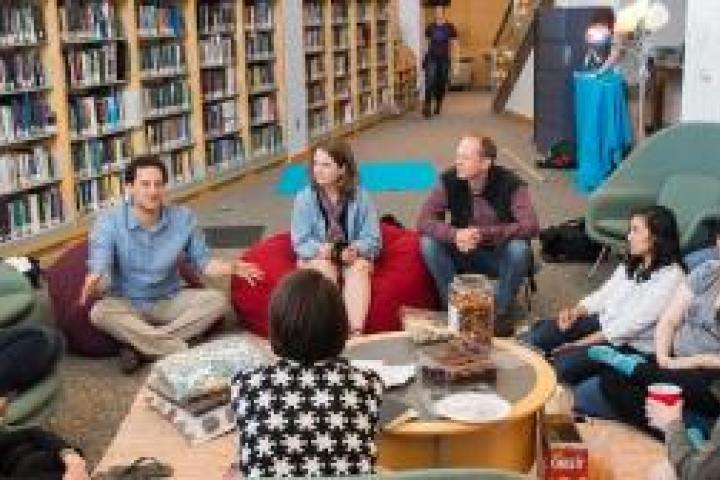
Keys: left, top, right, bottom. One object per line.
{"left": 420, "top": 236, "right": 531, "bottom": 315}
{"left": 573, "top": 376, "right": 617, "bottom": 419}
{"left": 685, "top": 247, "right": 719, "bottom": 271}
{"left": 519, "top": 314, "right": 606, "bottom": 385}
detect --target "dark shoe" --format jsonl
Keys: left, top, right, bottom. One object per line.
{"left": 118, "top": 346, "right": 143, "bottom": 374}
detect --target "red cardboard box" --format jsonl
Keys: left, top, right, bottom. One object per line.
{"left": 540, "top": 414, "right": 589, "bottom": 480}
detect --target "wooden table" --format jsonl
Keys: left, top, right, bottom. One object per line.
{"left": 95, "top": 332, "right": 555, "bottom": 477}
{"left": 347, "top": 332, "right": 557, "bottom": 473}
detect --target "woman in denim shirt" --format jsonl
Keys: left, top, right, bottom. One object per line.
{"left": 290, "top": 140, "right": 380, "bottom": 334}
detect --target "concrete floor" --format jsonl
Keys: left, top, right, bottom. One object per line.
{"left": 50, "top": 91, "right": 617, "bottom": 467}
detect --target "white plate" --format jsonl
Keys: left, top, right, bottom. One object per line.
{"left": 432, "top": 392, "right": 511, "bottom": 423}
{"left": 351, "top": 360, "right": 416, "bottom": 388}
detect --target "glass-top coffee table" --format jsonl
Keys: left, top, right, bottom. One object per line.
{"left": 345, "top": 332, "right": 557, "bottom": 473}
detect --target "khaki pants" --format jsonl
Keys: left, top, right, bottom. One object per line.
{"left": 90, "top": 289, "right": 228, "bottom": 357}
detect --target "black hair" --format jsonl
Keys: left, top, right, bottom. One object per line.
{"left": 124, "top": 154, "right": 168, "bottom": 184}
{"left": 269, "top": 269, "right": 349, "bottom": 364}
{"left": 625, "top": 205, "right": 684, "bottom": 281}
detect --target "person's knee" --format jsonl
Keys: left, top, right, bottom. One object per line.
{"left": 420, "top": 236, "right": 444, "bottom": 264}
{"left": 348, "top": 258, "right": 372, "bottom": 275}
{"left": 196, "top": 289, "right": 229, "bottom": 315}
{"left": 505, "top": 239, "right": 531, "bottom": 268}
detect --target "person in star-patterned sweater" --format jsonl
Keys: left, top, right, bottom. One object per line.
{"left": 231, "top": 269, "right": 384, "bottom": 478}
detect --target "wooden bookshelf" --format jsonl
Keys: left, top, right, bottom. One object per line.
{"left": 0, "top": 0, "right": 399, "bottom": 254}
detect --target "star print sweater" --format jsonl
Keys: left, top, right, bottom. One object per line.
{"left": 231, "top": 357, "right": 384, "bottom": 478}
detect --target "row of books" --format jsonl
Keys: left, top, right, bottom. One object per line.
{"left": 250, "top": 124, "right": 282, "bottom": 156}
{"left": 357, "top": 25, "right": 370, "bottom": 47}
{"left": 331, "top": 3, "right": 349, "bottom": 23}
{"left": 357, "top": 1, "right": 371, "bottom": 22}
{"left": 76, "top": 174, "right": 124, "bottom": 214}
{"left": 248, "top": 64, "right": 273, "bottom": 89}
{"left": 140, "top": 43, "right": 185, "bottom": 74}
{"left": 69, "top": 93, "right": 125, "bottom": 136}
{"left": 303, "top": 1, "right": 323, "bottom": 25}
{"left": 59, "top": 0, "right": 121, "bottom": 40}
{"left": 0, "top": 96, "right": 54, "bottom": 144}
{"left": 308, "top": 109, "right": 328, "bottom": 137}
{"left": 335, "top": 101, "right": 352, "bottom": 125}
{"left": 249, "top": 95, "right": 276, "bottom": 125}
{"left": 304, "top": 29, "right": 323, "bottom": 50}
{"left": 0, "top": 146, "right": 56, "bottom": 194}
{"left": 0, "top": 50, "right": 45, "bottom": 91}
{"left": 204, "top": 100, "right": 237, "bottom": 135}
{"left": 146, "top": 115, "right": 191, "bottom": 152}
{"left": 359, "top": 92, "right": 374, "bottom": 114}
{"left": 0, "top": 2, "right": 44, "bottom": 46}
{"left": 144, "top": 79, "right": 190, "bottom": 113}
{"left": 138, "top": 3, "right": 184, "bottom": 37}
{"left": 334, "top": 77, "right": 350, "bottom": 98}
{"left": 244, "top": 3, "right": 273, "bottom": 29}
{"left": 201, "top": 68, "right": 236, "bottom": 99}
{"left": 334, "top": 54, "right": 349, "bottom": 76}
{"left": 162, "top": 151, "right": 194, "bottom": 186}
{"left": 308, "top": 83, "right": 325, "bottom": 105}
{"left": 206, "top": 137, "right": 244, "bottom": 170}
{"left": 306, "top": 56, "right": 325, "bottom": 80}
{"left": 1, "top": 186, "right": 63, "bottom": 242}
{"left": 198, "top": 2, "right": 234, "bottom": 34}
{"left": 358, "top": 50, "right": 371, "bottom": 69}
{"left": 245, "top": 32, "right": 274, "bottom": 57}
{"left": 200, "top": 36, "right": 233, "bottom": 66}
{"left": 72, "top": 136, "right": 131, "bottom": 179}
{"left": 66, "top": 44, "right": 124, "bottom": 88}
{"left": 332, "top": 29, "right": 349, "bottom": 48}
{"left": 378, "top": 48, "right": 388, "bottom": 64}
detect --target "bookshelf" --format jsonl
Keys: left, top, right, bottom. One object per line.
{"left": 1, "top": 1, "right": 62, "bottom": 242}
{"left": 243, "top": 0, "right": 284, "bottom": 160}
{"left": 136, "top": 0, "right": 196, "bottom": 188}
{"left": 303, "top": 0, "right": 330, "bottom": 140}
{"left": 0, "top": 0, "right": 399, "bottom": 253}
{"left": 198, "top": 0, "right": 244, "bottom": 174}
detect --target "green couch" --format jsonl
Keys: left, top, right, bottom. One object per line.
{"left": 585, "top": 122, "right": 720, "bottom": 253}
{"left": 0, "top": 263, "right": 62, "bottom": 428}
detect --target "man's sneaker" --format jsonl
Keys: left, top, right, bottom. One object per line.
{"left": 118, "top": 346, "right": 143, "bottom": 374}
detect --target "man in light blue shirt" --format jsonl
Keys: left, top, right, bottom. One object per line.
{"left": 80, "top": 155, "right": 262, "bottom": 372}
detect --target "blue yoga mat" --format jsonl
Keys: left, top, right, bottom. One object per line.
{"left": 275, "top": 160, "right": 438, "bottom": 196}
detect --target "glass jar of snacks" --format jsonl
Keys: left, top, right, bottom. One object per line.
{"left": 448, "top": 274, "right": 495, "bottom": 346}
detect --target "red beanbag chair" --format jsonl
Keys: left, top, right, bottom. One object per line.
{"left": 231, "top": 223, "right": 439, "bottom": 337}
{"left": 46, "top": 240, "right": 208, "bottom": 357}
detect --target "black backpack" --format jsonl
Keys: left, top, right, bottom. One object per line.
{"left": 539, "top": 217, "right": 603, "bottom": 263}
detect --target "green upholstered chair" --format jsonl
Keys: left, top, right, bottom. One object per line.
{"left": 585, "top": 122, "right": 720, "bottom": 254}
{"left": 0, "top": 263, "right": 34, "bottom": 328}
{"left": 0, "top": 264, "right": 62, "bottom": 428}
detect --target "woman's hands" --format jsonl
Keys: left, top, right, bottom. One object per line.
{"left": 556, "top": 305, "right": 588, "bottom": 331}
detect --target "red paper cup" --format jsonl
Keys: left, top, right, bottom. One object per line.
{"left": 647, "top": 383, "right": 682, "bottom": 406}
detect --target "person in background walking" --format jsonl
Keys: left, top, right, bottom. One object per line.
{"left": 423, "top": 6, "right": 457, "bottom": 118}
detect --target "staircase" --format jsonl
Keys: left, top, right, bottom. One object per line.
{"left": 491, "top": 0, "right": 553, "bottom": 114}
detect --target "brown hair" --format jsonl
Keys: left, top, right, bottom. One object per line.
{"left": 125, "top": 154, "right": 168, "bottom": 184}
{"left": 310, "top": 139, "right": 358, "bottom": 199}
{"left": 269, "top": 269, "right": 349, "bottom": 364}
{"left": 462, "top": 133, "right": 497, "bottom": 161}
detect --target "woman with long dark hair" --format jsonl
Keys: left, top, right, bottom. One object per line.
{"left": 521, "top": 205, "right": 685, "bottom": 385}
{"left": 590, "top": 223, "right": 720, "bottom": 431}
{"left": 290, "top": 139, "right": 381, "bottom": 334}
